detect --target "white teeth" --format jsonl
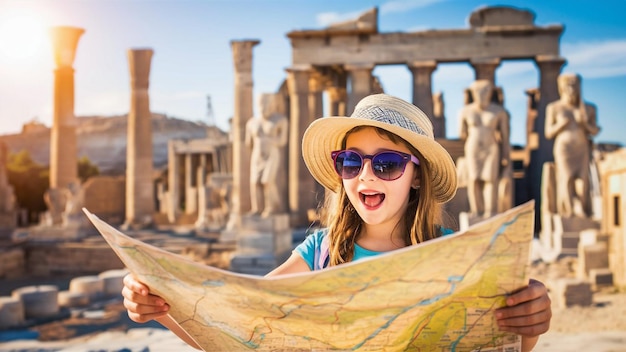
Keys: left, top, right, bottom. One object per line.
{"left": 360, "top": 191, "right": 380, "bottom": 196}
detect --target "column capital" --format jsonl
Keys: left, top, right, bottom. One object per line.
{"left": 407, "top": 60, "right": 437, "bottom": 69}
{"left": 50, "top": 26, "right": 85, "bottom": 69}
{"left": 470, "top": 57, "right": 501, "bottom": 83}
{"left": 327, "top": 86, "right": 347, "bottom": 102}
{"left": 535, "top": 55, "right": 567, "bottom": 67}
{"left": 127, "top": 48, "right": 154, "bottom": 89}
{"left": 286, "top": 66, "right": 312, "bottom": 94}
{"left": 470, "top": 57, "right": 501, "bottom": 66}
{"left": 231, "top": 40, "right": 260, "bottom": 72}
{"left": 285, "top": 64, "right": 314, "bottom": 73}
{"left": 344, "top": 63, "right": 375, "bottom": 72}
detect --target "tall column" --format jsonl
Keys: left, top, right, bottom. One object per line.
{"left": 309, "top": 73, "right": 324, "bottom": 121}
{"left": 345, "top": 64, "right": 374, "bottom": 115}
{"left": 470, "top": 57, "right": 501, "bottom": 84}
{"left": 228, "top": 40, "right": 259, "bottom": 229}
{"left": 167, "top": 142, "right": 180, "bottom": 223}
{"left": 407, "top": 60, "right": 438, "bottom": 134}
{"left": 49, "top": 26, "right": 84, "bottom": 190}
{"left": 124, "top": 48, "right": 155, "bottom": 229}
{"left": 529, "top": 55, "right": 566, "bottom": 230}
{"left": 195, "top": 153, "right": 208, "bottom": 228}
{"left": 184, "top": 153, "right": 198, "bottom": 214}
{"left": 286, "top": 65, "right": 317, "bottom": 227}
{"left": 327, "top": 86, "right": 347, "bottom": 116}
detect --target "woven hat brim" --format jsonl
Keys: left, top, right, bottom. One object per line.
{"left": 302, "top": 116, "right": 457, "bottom": 203}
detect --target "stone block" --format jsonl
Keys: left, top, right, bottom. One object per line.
{"left": 558, "top": 216, "right": 600, "bottom": 232}
{"left": 12, "top": 285, "right": 59, "bottom": 318}
{"left": 98, "top": 269, "right": 129, "bottom": 297}
{"left": 69, "top": 276, "right": 104, "bottom": 302}
{"left": 58, "top": 290, "right": 89, "bottom": 308}
{"left": 589, "top": 268, "right": 613, "bottom": 288}
{"left": 577, "top": 242, "right": 609, "bottom": 279}
{"left": 579, "top": 229, "right": 599, "bottom": 247}
{"left": 0, "top": 296, "right": 24, "bottom": 329}
{"left": 236, "top": 229, "right": 292, "bottom": 255}
{"left": 230, "top": 252, "right": 287, "bottom": 276}
{"left": 551, "top": 278, "right": 593, "bottom": 308}
{"left": 240, "top": 214, "right": 290, "bottom": 233}
{"left": 230, "top": 250, "right": 292, "bottom": 275}
{"left": 560, "top": 232, "right": 580, "bottom": 254}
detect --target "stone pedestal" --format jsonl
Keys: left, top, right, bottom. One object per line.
{"left": 540, "top": 213, "right": 600, "bottom": 262}
{"left": 0, "top": 297, "right": 24, "bottom": 329}
{"left": 551, "top": 278, "right": 592, "bottom": 308}
{"left": 69, "top": 275, "right": 104, "bottom": 302}
{"left": 229, "top": 214, "right": 292, "bottom": 276}
{"left": 589, "top": 268, "right": 614, "bottom": 289}
{"left": 58, "top": 291, "right": 89, "bottom": 308}
{"left": 99, "top": 269, "right": 128, "bottom": 297}
{"left": 577, "top": 242, "right": 609, "bottom": 279}
{"left": 12, "top": 285, "right": 59, "bottom": 319}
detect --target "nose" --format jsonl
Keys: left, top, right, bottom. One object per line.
{"left": 358, "top": 159, "right": 376, "bottom": 181}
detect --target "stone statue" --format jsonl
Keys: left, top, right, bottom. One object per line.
{"left": 459, "top": 80, "right": 510, "bottom": 218}
{"left": 245, "top": 93, "right": 288, "bottom": 217}
{"left": 545, "top": 73, "right": 599, "bottom": 218}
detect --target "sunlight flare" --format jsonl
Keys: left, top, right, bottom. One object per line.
{"left": 0, "top": 6, "right": 48, "bottom": 62}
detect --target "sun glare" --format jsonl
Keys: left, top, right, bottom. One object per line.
{"left": 0, "top": 6, "right": 48, "bottom": 63}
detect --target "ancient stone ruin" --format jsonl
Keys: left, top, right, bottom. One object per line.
{"left": 0, "top": 7, "right": 625, "bottom": 330}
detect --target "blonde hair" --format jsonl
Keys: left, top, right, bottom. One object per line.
{"left": 322, "top": 126, "right": 448, "bottom": 266}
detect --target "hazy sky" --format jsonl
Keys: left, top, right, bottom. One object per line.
{"left": 0, "top": 0, "right": 625, "bottom": 146}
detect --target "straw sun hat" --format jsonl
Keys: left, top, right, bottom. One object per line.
{"left": 302, "top": 93, "right": 457, "bottom": 203}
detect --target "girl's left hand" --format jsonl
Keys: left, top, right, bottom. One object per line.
{"left": 495, "top": 278, "right": 552, "bottom": 337}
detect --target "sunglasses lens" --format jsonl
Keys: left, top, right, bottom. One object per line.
{"left": 334, "top": 151, "right": 362, "bottom": 179}
{"left": 372, "top": 152, "right": 408, "bottom": 180}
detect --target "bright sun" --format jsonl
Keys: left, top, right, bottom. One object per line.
{"left": 0, "top": 6, "right": 47, "bottom": 63}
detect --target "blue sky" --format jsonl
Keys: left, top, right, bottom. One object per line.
{"left": 0, "top": 0, "right": 625, "bottom": 146}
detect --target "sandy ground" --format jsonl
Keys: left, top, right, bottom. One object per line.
{"left": 2, "top": 257, "right": 626, "bottom": 351}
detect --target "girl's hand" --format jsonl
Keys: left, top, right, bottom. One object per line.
{"left": 121, "top": 274, "right": 170, "bottom": 323}
{"left": 495, "top": 278, "right": 552, "bottom": 337}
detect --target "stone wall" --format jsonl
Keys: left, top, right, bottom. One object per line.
{"left": 25, "top": 242, "right": 124, "bottom": 277}
{"left": 0, "top": 245, "right": 25, "bottom": 279}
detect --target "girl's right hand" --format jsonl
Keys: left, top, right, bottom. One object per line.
{"left": 122, "top": 274, "right": 170, "bottom": 323}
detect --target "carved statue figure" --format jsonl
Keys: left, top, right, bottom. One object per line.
{"left": 545, "top": 73, "right": 599, "bottom": 218}
{"left": 459, "top": 80, "right": 510, "bottom": 218}
{"left": 245, "top": 93, "right": 288, "bottom": 217}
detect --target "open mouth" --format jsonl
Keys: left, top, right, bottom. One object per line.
{"left": 360, "top": 192, "right": 385, "bottom": 208}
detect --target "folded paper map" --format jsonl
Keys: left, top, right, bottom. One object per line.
{"left": 83, "top": 200, "right": 535, "bottom": 352}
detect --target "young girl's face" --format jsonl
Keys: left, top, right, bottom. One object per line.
{"left": 342, "top": 127, "right": 420, "bottom": 230}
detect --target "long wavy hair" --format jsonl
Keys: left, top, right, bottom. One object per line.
{"left": 322, "top": 126, "right": 450, "bottom": 267}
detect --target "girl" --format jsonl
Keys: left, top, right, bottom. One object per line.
{"left": 123, "top": 94, "right": 551, "bottom": 351}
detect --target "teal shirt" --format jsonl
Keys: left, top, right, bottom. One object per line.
{"left": 294, "top": 227, "right": 454, "bottom": 270}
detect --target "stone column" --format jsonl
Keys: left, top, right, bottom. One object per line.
{"left": 195, "top": 154, "right": 208, "bottom": 229}
{"left": 49, "top": 26, "right": 84, "bottom": 190}
{"left": 123, "top": 49, "right": 155, "bottom": 229}
{"left": 470, "top": 57, "right": 501, "bottom": 84}
{"left": 184, "top": 153, "right": 198, "bottom": 215}
{"left": 327, "top": 86, "right": 347, "bottom": 116}
{"left": 309, "top": 72, "right": 324, "bottom": 121}
{"left": 407, "top": 60, "right": 438, "bottom": 134}
{"left": 345, "top": 64, "right": 374, "bottom": 115}
{"left": 227, "top": 40, "right": 259, "bottom": 230}
{"left": 286, "top": 65, "right": 317, "bottom": 227}
{"left": 529, "top": 55, "right": 566, "bottom": 231}
{"left": 167, "top": 142, "right": 180, "bottom": 223}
